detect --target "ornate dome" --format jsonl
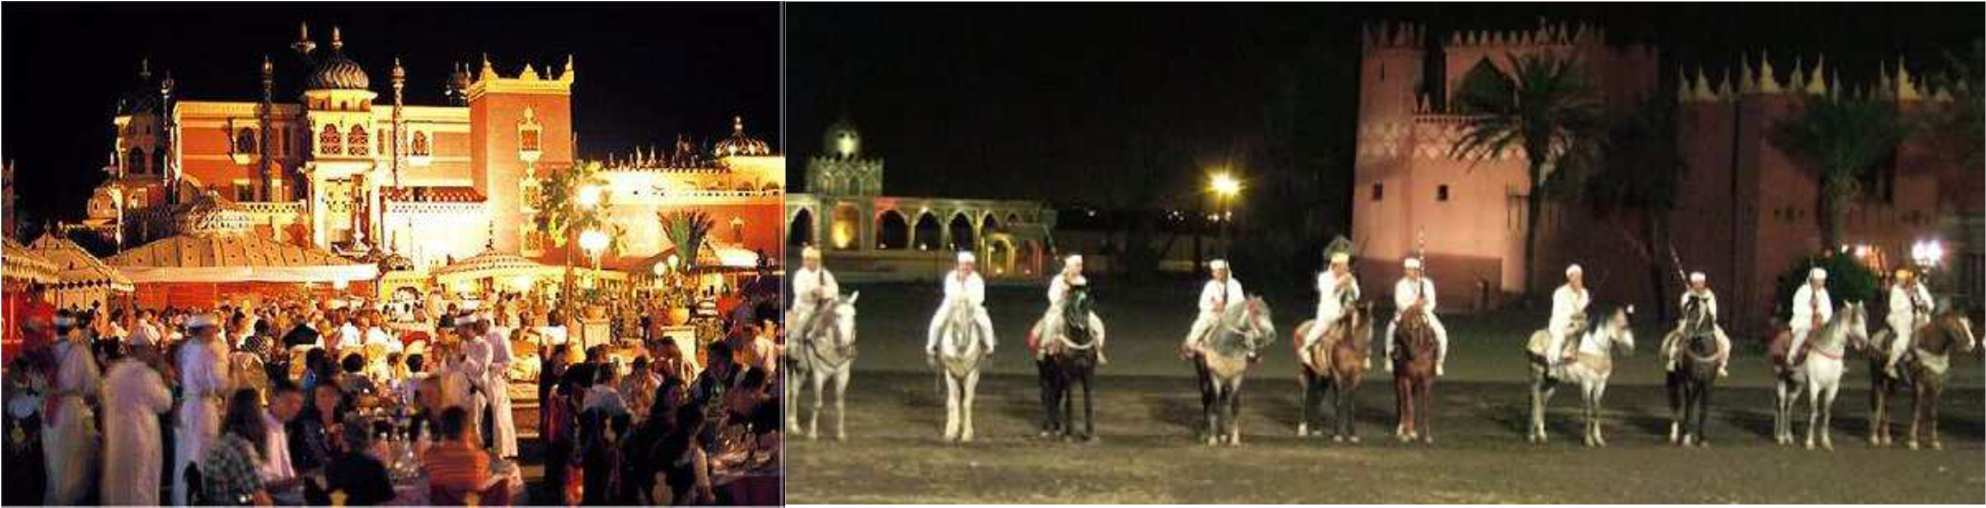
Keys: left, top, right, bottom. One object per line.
{"left": 174, "top": 195, "right": 253, "bottom": 236}
{"left": 306, "top": 51, "right": 371, "bottom": 91}
{"left": 713, "top": 116, "right": 773, "bottom": 157}
{"left": 823, "top": 117, "right": 861, "bottom": 158}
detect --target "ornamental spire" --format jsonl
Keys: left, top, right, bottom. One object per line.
{"left": 330, "top": 26, "right": 343, "bottom": 51}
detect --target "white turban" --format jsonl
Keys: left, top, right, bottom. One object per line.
{"left": 802, "top": 246, "right": 822, "bottom": 259}
{"left": 1208, "top": 259, "right": 1230, "bottom": 271}
{"left": 1065, "top": 254, "right": 1083, "bottom": 266}
{"left": 1689, "top": 272, "right": 1707, "bottom": 284}
{"left": 957, "top": 251, "right": 977, "bottom": 264}
{"left": 1402, "top": 258, "right": 1423, "bottom": 270}
{"left": 1809, "top": 267, "right": 1828, "bottom": 281}
{"left": 1566, "top": 264, "right": 1584, "bottom": 277}
{"left": 1330, "top": 252, "right": 1351, "bottom": 265}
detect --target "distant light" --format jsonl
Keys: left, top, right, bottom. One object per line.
{"left": 1912, "top": 239, "right": 1945, "bottom": 267}
{"left": 1210, "top": 172, "right": 1241, "bottom": 197}
{"left": 579, "top": 229, "right": 609, "bottom": 253}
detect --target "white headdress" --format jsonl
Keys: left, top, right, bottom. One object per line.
{"left": 185, "top": 313, "right": 218, "bottom": 330}
{"left": 1688, "top": 271, "right": 1707, "bottom": 283}
{"left": 1565, "top": 264, "right": 1584, "bottom": 277}
{"left": 1402, "top": 257, "right": 1423, "bottom": 270}
{"left": 957, "top": 251, "right": 977, "bottom": 264}
{"left": 1208, "top": 259, "right": 1229, "bottom": 271}
{"left": 1809, "top": 267, "right": 1828, "bottom": 281}
{"left": 1330, "top": 252, "right": 1351, "bottom": 265}
{"left": 802, "top": 246, "right": 822, "bottom": 259}
{"left": 1065, "top": 254, "right": 1083, "bottom": 266}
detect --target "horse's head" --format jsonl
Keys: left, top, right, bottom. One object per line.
{"left": 1063, "top": 285, "right": 1094, "bottom": 332}
{"left": 1603, "top": 305, "right": 1636, "bottom": 354}
{"left": 1836, "top": 301, "right": 1871, "bottom": 349}
{"left": 1223, "top": 296, "right": 1276, "bottom": 352}
{"left": 829, "top": 291, "right": 860, "bottom": 347}
{"left": 1933, "top": 308, "right": 1976, "bottom": 354}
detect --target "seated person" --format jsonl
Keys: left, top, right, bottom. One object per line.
{"left": 421, "top": 407, "right": 505, "bottom": 496}
{"left": 306, "top": 419, "right": 396, "bottom": 506}
{"left": 336, "top": 353, "right": 379, "bottom": 398}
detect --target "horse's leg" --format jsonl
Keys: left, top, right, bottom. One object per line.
{"left": 943, "top": 373, "right": 961, "bottom": 442}
{"left": 1395, "top": 374, "right": 1411, "bottom": 441}
{"left": 1594, "top": 381, "right": 1610, "bottom": 447}
{"left": 1696, "top": 380, "right": 1713, "bottom": 446}
{"left": 833, "top": 367, "right": 851, "bottom": 441}
{"left": 1061, "top": 371, "right": 1076, "bottom": 439}
{"left": 1416, "top": 378, "right": 1434, "bottom": 443}
{"left": 1666, "top": 372, "right": 1682, "bottom": 444}
{"left": 1297, "top": 373, "right": 1313, "bottom": 437}
{"left": 1868, "top": 377, "right": 1885, "bottom": 446}
{"left": 1927, "top": 384, "right": 1942, "bottom": 450}
{"left": 1820, "top": 380, "right": 1838, "bottom": 451}
{"left": 1082, "top": 369, "right": 1097, "bottom": 442}
{"left": 807, "top": 369, "right": 827, "bottom": 439}
{"left": 1528, "top": 373, "right": 1545, "bottom": 443}
{"left": 785, "top": 366, "right": 803, "bottom": 433}
{"left": 1804, "top": 377, "right": 1821, "bottom": 450}
{"left": 961, "top": 369, "right": 980, "bottom": 443}
{"left": 1198, "top": 362, "right": 1216, "bottom": 444}
{"left": 1223, "top": 377, "right": 1239, "bottom": 444}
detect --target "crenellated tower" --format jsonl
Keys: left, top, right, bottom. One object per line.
{"left": 468, "top": 54, "right": 575, "bottom": 255}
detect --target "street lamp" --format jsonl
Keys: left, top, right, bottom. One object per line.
{"left": 1911, "top": 239, "right": 1945, "bottom": 268}
{"left": 1209, "top": 171, "right": 1241, "bottom": 257}
{"left": 580, "top": 228, "right": 608, "bottom": 290}
{"left": 577, "top": 184, "right": 603, "bottom": 210}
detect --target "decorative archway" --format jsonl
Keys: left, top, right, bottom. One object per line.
{"left": 948, "top": 212, "right": 976, "bottom": 252}
{"left": 984, "top": 235, "right": 1016, "bottom": 277}
{"left": 876, "top": 209, "right": 910, "bottom": 250}
{"left": 913, "top": 211, "right": 943, "bottom": 251}
{"left": 1020, "top": 239, "right": 1042, "bottom": 276}
{"left": 829, "top": 202, "right": 862, "bottom": 250}
{"left": 981, "top": 212, "right": 1003, "bottom": 236}
{"left": 787, "top": 208, "right": 815, "bottom": 247}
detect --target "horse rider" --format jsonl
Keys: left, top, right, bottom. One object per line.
{"left": 789, "top": 245, "right": 840, "bottom": 342}
{"left": 1300, "top": 251, "right": 1362, "bottom": 371}
{"left": 1386, "top": 257, "right": 1449, "bottom": 376}
{"left": 1786, "top": 268, "right": 1833, "bottom": 364}
{"left": 1662, "top": 272, "right": 1732, "bottom": 377}
{"left": 927, "top": 251, "right": 996, "bottom": 357}
{"left": 1033, "top": 254, "right": 1106, "bottom": 363}
{"left": 1544, "top": 264, "right": 1592, "bottom": 368}
{"left": 1181, "top": 259, "right": 1246, "bottom": 356}
{"left": 1883, "top": 266, "right": 1935, "bottom": 377}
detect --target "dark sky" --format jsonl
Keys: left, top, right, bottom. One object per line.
{"left": 3, "top": 2, "right": 780, "bottom": 225}
{"left": 785, "top": 2, "right": 1983, "bottom": 206}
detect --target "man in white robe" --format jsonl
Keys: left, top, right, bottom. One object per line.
{"left": 1301, "top": 252, "right": 1362, "bottom": 370}
{"left": 1032, "top": 254, "right": 1105, "bottom": 361}
{"left": 173, "top": 314, "right": 230, "bottom": 506}
{"left": 1182, "top": 260, "right": 1246, "bottom": 354}
{"left": 453, "top": 315, "right": 492, "bottom": 448}
{"left": 927, "top": 251, "right": 996, "bottom": 356}
{"left": 43, "top": 315, "right": 101, "bottom": 505}
{"left": 1663, "top": 272, "right": 1733, "bottom": 377}
{"left": 1545, "top": 264, "right": 1592, "bottom": 365}
{"left": 474, "top": 317, "right": 519, "bottom": 459}
{"left": 1884, "top": 268, "right": 1934, "bottom": 377}
{"left": 101, "top": 342, "right": 173, "bottom": 505}
{"left": 789, "top": 246, "right": 840, "bottom": 341}
{"left": 1787, "top": 268, "right": 1834, "bottom": 363}
{"left": 1386, "top": 258, "right": 1450, "bottom": 376}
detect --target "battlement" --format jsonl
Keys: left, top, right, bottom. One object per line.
{"left": 466, "top": 54, "right": 574, "bottom": 100}
{"left": 1677, "top": 53, "right": 1959, "bottom": 104}
{"left": 1443, "top": 20, "right": 1605, "bottom": 49}
{"left": 1360, "top": 21, "right": 1425, "bottom": 52}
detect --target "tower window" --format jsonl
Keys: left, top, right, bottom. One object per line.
{"left": 411, "top": 131, "right": 431, "bottom": 156}
{"left": 520, "top": 128, "right": 542, "bottom": 152}
{"left": 319, "top": 124, "right": 342, "bottom": 154}
{"left": 234, "top": 128, "right": 257, "bottom": 154}
{"left": 1371, "top": 183, "right": 1384, "bottom": 201}
{"left": 347, "top": 125, "right": 370, "bottom": 156}
{"left": 1437, "top": 185, "right": 1450, "bottom": 202}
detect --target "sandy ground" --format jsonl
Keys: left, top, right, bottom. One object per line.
{"left": 784, "top": 281, "right": 1985, "bottom": 504}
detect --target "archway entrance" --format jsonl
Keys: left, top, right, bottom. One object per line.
{"left": 787, "top": 208, "right": 815, "bottom": 247}
{"left": 876, "top": 209, "right": 909, "bottom": 250}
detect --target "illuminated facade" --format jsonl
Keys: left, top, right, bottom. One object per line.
{"left": 1351, "top": 20, "right": 1980, "bottom": 331}
{"left": 786, "top": 119, "right": 1055, "bottom": 281}
{"left": 82, "top": 24, "right": 784, "bottom": 274}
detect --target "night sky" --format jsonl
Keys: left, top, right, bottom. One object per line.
{"left": 785, "top": 3, "right": 1982, "bottom": 207}
{"left": 3, "top": 2, "right": 780, "bottom": 226}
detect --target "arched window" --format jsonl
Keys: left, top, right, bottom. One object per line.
{"left": 913, "top": 212, "right": 943, "bottom": 251}
{"left": 319, "top": 124, "right": 342, "bottom": 154}
{"left": 876, "top": 210, "right": 909, "bottom": 250}
{"left": 411, "top": 131, "right": 431, "bottom": 156}
{"left": 787, "top": 209, "right": 815, "bottom": 247}
{"left": 126, "top": 148, "right": 146, "bottom": 174}
{"left": 948, "top": 213, "right": 976, "bottom": 252}
{"left": 234, "top": 128, "right": 257, "bottom": 154}
{"left": 347, "top": 125, "right": 370, "bottom": 156}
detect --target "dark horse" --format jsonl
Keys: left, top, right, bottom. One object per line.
{"left": 1038, "top": 284, "right": 1104, "bottom": 442}
{"left": 1295, "top": 302, "right": 1373, "bottom": 442}
{"left": 1868, "top": 307, "right": 1977, "bottom": 450}
{"left": 1391, "top": 306, "right": 1439, "bottom": 443}
{"left": 1665, "top": 298, "right": 1719, "bottom": 446}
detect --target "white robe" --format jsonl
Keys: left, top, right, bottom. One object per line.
{"left": 173, "top": 338, "right": 229, "bottom": 506}
{"left": 102, "top": 359, "right": 173, "bottom": 506}
{"left": 1185, "top": 278, "right": 1246, "bottom": 348}
{"left": 1545, "top": 284, "right": 1591, "bottom": 358}
{"left": 480, "top": 328, "right": 519, "bottom": 458}
{"left": 1886, "top": 283, "right": 1934, "bottom": 362}
{"left": 1303, "top": 271, "right": 1361, "bottom": 347}
{"left": 1788, "top": 284, "right": 1834, "bottom": 354}
{"left": 928, "top": 270, "right": 995, "bottom": 351}
{"left": 42, "top": 339, "right": 101, "bottom": 505}
{"left": 1385, "top": 277, "right": 1450, "bottom": 362}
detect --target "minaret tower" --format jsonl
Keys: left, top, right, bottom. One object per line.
{"left": 159, "top": 71, "right": 178, "bottom": 205}
{"left": 259, "top": 55, "right": 276, "bottom": 201}
{"left": 391, "top": 57, "right": 406, "bottom": 188}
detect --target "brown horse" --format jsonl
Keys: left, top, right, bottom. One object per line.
{"left": 1294, "top": 302, "right": 1373, "bottom": 442}
{"left": 1391, "top": 306, "right": 1439, "bottom": 443}
{"left": 1868, "top": 308, "right": 1977, "bottom": 450}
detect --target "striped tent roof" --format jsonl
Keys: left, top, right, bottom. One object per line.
{"left": 28, "top": 234, "right": 134, "bottom": 291}
{"left": 2, "top": 237, "right": 59, "bottom": 284}
{"left": 432, "top": 248, "right": 546, "bottom": 278}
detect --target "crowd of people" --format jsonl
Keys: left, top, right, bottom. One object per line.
{"left": 1, "top": 280, "right": 785, "bottom": 506}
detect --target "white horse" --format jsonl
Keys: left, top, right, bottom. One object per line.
{"left": 934, "top": 296, "right": 990, "bottom": 443}
{"left": 1193, "top": 296, "right": 1276, "bottom": 446}
{"left": 1772, "top": 302, "right": 1869, "bottom": 450}
{"left": 1525, "top": 306, "right": 1636, "bottom": 446}
{"left": 785, "top": 292, "right": 859, "bottom": 441}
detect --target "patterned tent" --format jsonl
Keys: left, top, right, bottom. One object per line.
{"left": 107, "top": 233, "right": 377, "bottom": 283}
{"left": 27, "top": 234, "right": 134, "bottom": 309}
{"left": 2, "top": 237, "right": 58, "bottom": 285}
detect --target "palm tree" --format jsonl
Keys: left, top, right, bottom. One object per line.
{"left": 1449, "top": 53, "right": 1605, "bottom": 293}
{"left": 534, "top": 160, "right": 614, "bottom": 298}
{"left": 1769, "top": 93, "right": 1912, "bottom": 250}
